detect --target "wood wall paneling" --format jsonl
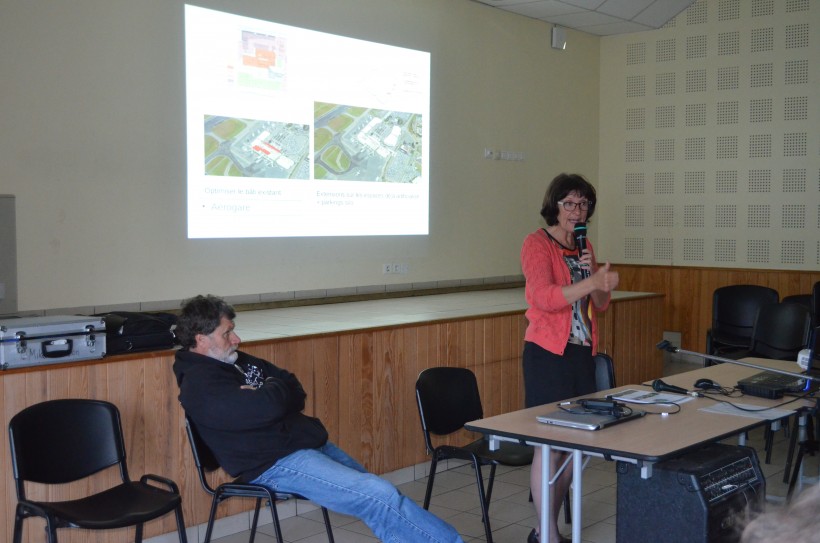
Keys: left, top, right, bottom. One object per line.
{"left": 1, "top": 291, "right": 667, "bottom": 541}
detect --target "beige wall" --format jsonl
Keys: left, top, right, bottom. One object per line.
{"left": 597, "top": 0, "right": 820, "bottom": 270}
{"left": 0, "top": 0, "right": 600, "bottom": 312}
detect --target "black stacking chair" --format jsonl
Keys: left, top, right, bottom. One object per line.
{"left": 594, "top": 352, "right": 616, "bottom": 391}
{"left": 706, "top": 285, "right": 779, "bottom": 360}
{"left": 184, "top": 416, "right": 334, "bottom": 543}
{"left": 726, "top": 302, "right": 812, "bottom": 361}
{"left": 783, "top": 294, "right": 814, "bottom": 327}
{"left": 9, "top": 399, "right": 188, "bottom": 543}
{"left": 415, "top": 367, "right": 533, "bottom": 543}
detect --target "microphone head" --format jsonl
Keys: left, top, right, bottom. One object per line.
{"left": 573, "top": 222, "right": 588, "bottom": 253}
{"left": 651, "top": 379, "right": 689, "bottom": 395}
{"left": 655, "top": 340, "right": 679, "bottom": 353}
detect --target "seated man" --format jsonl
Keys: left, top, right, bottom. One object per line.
{"left": 173, "top": 294, "right": 463, "bottom": 543}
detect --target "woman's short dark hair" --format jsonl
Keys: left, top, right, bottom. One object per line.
{"left": 539, "top": 173, "right": 597, "bottom": 226}
{"left": 176, "top": 294, "right": 236, "bottom": 350}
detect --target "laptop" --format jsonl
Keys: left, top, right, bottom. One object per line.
{"left": 736, "top": 326, "right": 820, "bottom": 399}
{"left": 536, "top": 406, "right": 646, "bottom": 431}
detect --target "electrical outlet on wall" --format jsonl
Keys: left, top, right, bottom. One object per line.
{"left": 382, "top": 263, "right": 409, "bottom": 274}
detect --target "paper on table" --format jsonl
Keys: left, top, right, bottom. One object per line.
{"left": 607, "top": 389, "right": 694, "bottom": 404}
{"left": 699, "top": 402, "right": 795, "bottom": 420}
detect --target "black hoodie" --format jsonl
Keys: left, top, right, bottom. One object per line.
{"left": 173, "top": 350, "right": 328, "bottom": 482}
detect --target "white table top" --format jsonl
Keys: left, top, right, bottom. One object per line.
{"left": 465, "top": 358, "right": 815, "bottom": 463}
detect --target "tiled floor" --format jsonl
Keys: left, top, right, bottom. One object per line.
{"left": 208, "top": 358, "right": 818, "bottom": 543}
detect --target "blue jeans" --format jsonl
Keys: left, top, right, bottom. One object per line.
{"left": 251, "top": 442, "right": 464, "bottom": 543}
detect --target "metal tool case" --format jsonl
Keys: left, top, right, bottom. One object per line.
{"left": 0, "top": 315, "right": 106, "bottom": 370}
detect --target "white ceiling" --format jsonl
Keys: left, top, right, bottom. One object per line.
{"left": 471, "top": 0, "right": 697, "bottom": 36}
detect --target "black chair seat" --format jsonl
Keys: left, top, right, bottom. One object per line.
{"left": 706, "top": 285, "right": 779, "bottom": 359}
{"left": 184, "top": 415, "right": 334, "bottom": 543}
{"left": 724, "top": 302, "right": 811, "bottom": 361}
{"left": 415, "top": 366, "right": 533, "bottom": 543}
{"left": 30, "top": 479, "right": 182, "bottom": 529}
{"left": 437, "top": 439, "right": 534, "bottom": 467}
{"left": 9, "top": 399, "right": 187, "bottom": 543}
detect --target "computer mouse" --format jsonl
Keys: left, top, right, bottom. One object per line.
{"left": 694, "top": 378, "right": 720, "bottom": 390}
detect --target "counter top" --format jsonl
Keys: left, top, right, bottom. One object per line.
{"left": 237, "top": 288, "right": 660, "bottom": 342}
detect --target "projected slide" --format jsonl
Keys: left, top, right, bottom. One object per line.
{"left": 314, "top": 103, "right": 422, "bottom": 183}
{"left": 185, "top": 5, "right": 430, "bottom": 238}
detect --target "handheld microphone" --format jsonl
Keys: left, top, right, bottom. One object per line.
{"left": 573, "top": 222, "right": 589, "bottom": 279}
{"left": 651, "top": 379, "right": 689, "bottom": 395}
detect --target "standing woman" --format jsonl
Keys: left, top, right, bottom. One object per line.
{"left": 521, "top": 173, "right": 619, "bottom": 543}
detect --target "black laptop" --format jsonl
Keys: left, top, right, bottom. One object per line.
{"left": 736, "top": 326, "right": 820, "bottom": 399}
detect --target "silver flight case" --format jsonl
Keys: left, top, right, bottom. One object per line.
{"left": 0, "top": 315, "right": 106, "bottom": 370}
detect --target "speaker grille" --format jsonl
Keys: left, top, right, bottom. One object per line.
{"left": 655, "top": 172, "right": 675, "bottom": 194}
{"left": 750, "top": 27, "right": 774, "bottom": 52}
{"left": 654, "top": 238, "right": 673, "bottom": 260}
{"left": 656, "top": 39, "right": 676, "bottom": 62}
{"left": 752, "top": 0, "right": 775, "bottom": 18}
{"left": 626, "top": 42, "right": 646, "bottom": 65}
{"left": 656, "top": 138, "right": 676, "bottom": 161}
{"left": 624, "top": 173, "right": 645, "bottom": 195}
{"left": 783, "top": 169, "right": 806, "bottom": 192}
{"left": 718, "top": 32, "right": 740, "bottom": 55}
{"left": 657, "top": 105, "right": 677, "bottom": 128}
{"left": 716, "top": 101, "right": 738, "bottom": 124}
{"left": 715, "top": 205, "right": 737, "bottom": 227}
{"left": 716, "top": 171, "right": 738, "bottom": 193}
{"left": 626, "top": 108, "right": 646, "bottom": 130}
{"left": 685, "top": 171, "right": 706, "bottom": 194}
{"left": 654, "top": 205, "right": 675, "bottom": 227}
{"left": 750, "top": 99, "right": 772, "bottom": 123}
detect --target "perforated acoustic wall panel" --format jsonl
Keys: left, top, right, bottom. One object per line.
{"left": 598, "top": 0, "right": 819, "bottom": 270}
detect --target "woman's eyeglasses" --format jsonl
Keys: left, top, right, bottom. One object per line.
{"left": 557, "top": 200, "right": 592, "bottom": 211}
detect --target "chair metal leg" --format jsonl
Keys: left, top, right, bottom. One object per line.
{"left": 764, "top": 425, "right": 774, "bottom": 464}
{"left": 268, "top": 498, "right": 284, "bottom": 543}
{"left": 250, "top": 498, "right": 263, "bottom": 543}
{"left": 13, "top": 507, "right": 25, "bottom": 543}
{"left": 783, "top": 413, "right": 805, "bottom": 483}
{"left": 174, "top": 504, "right": 189, "bottom": 543}
{"left": 484, "top": 463, "right": 497, "bottom": 509}
{"left": 470, "top": 459, "right": 493, "bottom": 543}
{"left": 203, "top": 494, "right": 222, "bottom": 543}
{"left": 787, "top": 438, "right": 819, "bottom": 503}
{"left": 422, "top": 455, "right": 440, "bottom": 510}
{"left": 321, "top": 506, "right": 336, "bottom": 543}
{"left": 45, "top": 518, "right": 58, "bottom": 543}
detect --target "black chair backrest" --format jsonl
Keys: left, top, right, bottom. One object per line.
{"left": 416, "top": 367, "right": 483, "bottom": 440}
{"left": 9, "top": 399, "right": 126, "bottom": 491}
{"left": 750, "top": 302, "right": 812, "bottom": 360}
{"left": 712, "top": 285, "right": 779, "bottom": 339}
{"left": 813, "top": 281, "right": 820, "bottom": 323}
{"left": 185, "top": 416, "right": 220, "bottom": 471}
{"left": 593, "top": 353, "right": 616, "bottom": 391}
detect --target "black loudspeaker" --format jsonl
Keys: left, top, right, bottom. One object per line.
{"left": 616, "top": 443, "right": 764, "bottom": 543}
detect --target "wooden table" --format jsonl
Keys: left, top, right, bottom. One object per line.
{"left": 465, "top": 358, "right": 816, "bottom": 543}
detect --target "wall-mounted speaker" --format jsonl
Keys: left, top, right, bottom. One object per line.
{"left": 551, "top": 26, "right": 566, "bottom": 50}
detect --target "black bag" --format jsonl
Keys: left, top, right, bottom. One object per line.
{"left": 97, "top": 311, "right": 178, "bottom": 354}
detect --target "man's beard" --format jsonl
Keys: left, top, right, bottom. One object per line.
{"left": 208, "top": 346, "right": 239, "bottom": 364}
